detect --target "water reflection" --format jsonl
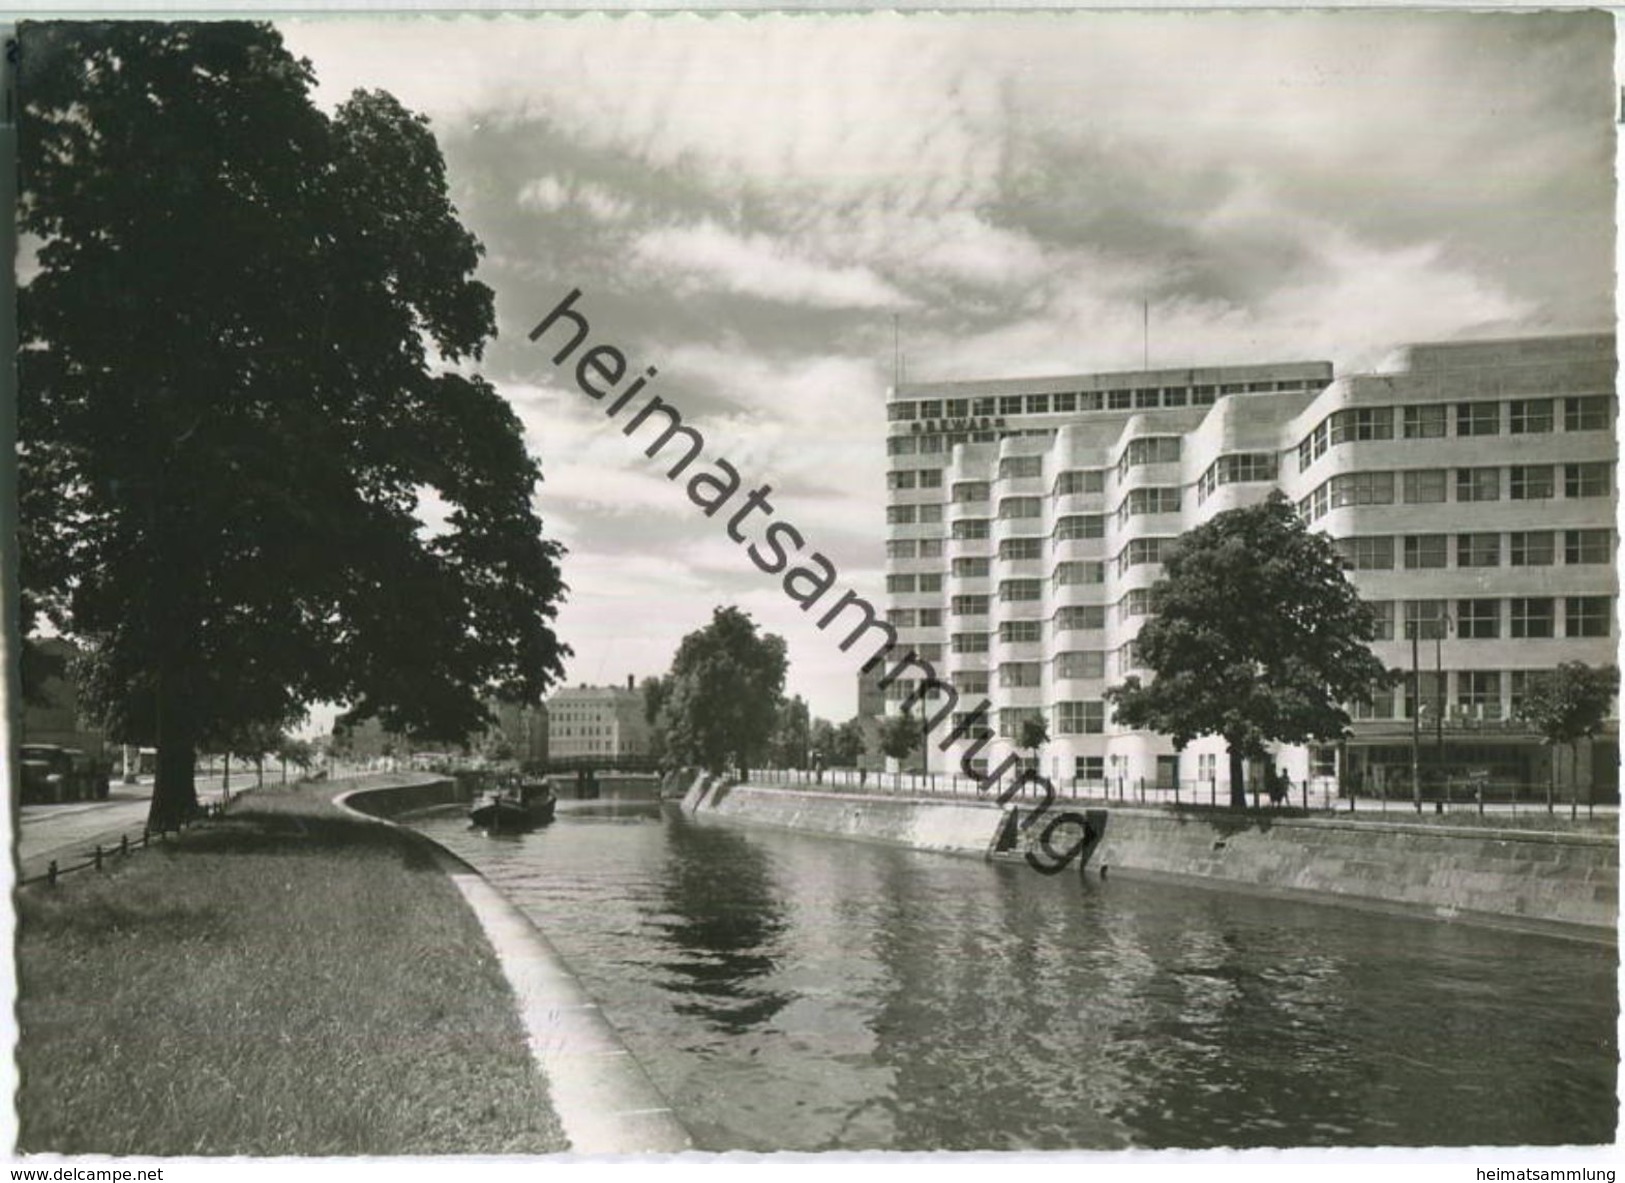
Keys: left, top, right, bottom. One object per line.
{"left": 651, "top": 814, "right": 790, "bottom": 1034}
{"left": 409, "top": 802, "right": 1617, "bottom": 1151}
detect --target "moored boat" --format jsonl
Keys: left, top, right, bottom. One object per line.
{"left": 469, "top": 776, "right": 558, "bottom": 831}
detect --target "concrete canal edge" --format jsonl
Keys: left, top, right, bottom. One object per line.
{"left": 333, "top": 777, "right": 693, "bottom": 1155}
{"left": 685, "top": 780, "right": 1618, "bottom": 942}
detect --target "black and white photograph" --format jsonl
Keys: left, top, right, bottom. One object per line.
{"left": 5, "top": 7, "right": 1619, "bottom": 1173}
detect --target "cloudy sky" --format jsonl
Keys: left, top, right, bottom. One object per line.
{"left": 282, "top": 11, "right": 1614, "bottom": 723}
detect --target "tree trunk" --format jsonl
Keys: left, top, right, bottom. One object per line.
{"left": 149, "top": 676, "right": 200, "bottom": 831}
{"left": 1570, "top": 741, "right": 1579, "bottom": 821}
{"left": 1546, "top": 745, "right": 1556, "bottom": 815}
{"left": 1227, "top": 742, "right": 1247, "bottom": 810}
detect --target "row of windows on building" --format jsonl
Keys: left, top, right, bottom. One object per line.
{"left": 1368, "top": 597, "right": 1613, "bottom": 640}
{"left": 887, "top": 428, "right": 1057, "bottom": 456}
{"left": 1296, "top": 396, "right": 1613, "bottom": 471}
{"left": 886, "top": 592, "right": 1613, "bottom": 643}
{"left": 894, "top": 459, "right": 1614, "bottom": 530}
{"left": 891, "top": 539, "right": 1177, "bottom": 590}
{"left": 1332, "top": 528, "right": 1613, "bottom": 571}
{"left": 885, "top": 378, "right": 1322, "bottom": 424}
{"left": 1299, "top": 463, "right": 1613, "bottom": 520}
{"left": 1353, "top": 669, "right": 1579, "bottom": 722}
{"left": 889, "top": 444, "right": 1251, "bottom": 503}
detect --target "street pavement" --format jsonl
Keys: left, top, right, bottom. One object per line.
{"left": 13, "top": 772, "right": 252, "bottom": 884}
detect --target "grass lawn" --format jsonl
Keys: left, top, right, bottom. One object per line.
{"left": 15, "top": 787, "right": 569, "bottom": 1156}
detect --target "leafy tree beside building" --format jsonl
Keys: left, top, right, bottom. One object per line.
{"left": 1106, "top": 493, "right": 1389, "bottom": 809}
{"left": 1515, "top": 662, "right": 1619, "bottom": 816}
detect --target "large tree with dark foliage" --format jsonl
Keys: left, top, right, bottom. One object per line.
{"left": 17, "top": 23, "right": 569, "bottom": 827}
{"left": 1106, "top": 493, "right": 1388, "bottom": 808}
{"left": 660, "top": 607, "right": 787, "bottom": 775}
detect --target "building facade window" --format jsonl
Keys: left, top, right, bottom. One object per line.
{"left": 1330, "top": 471, "right": 1395, "bottom": 508}
{"left": 951, "top": 595, "right": 989, "bottom": 617}
{"left": 1510, "top": 598, "right": 1555, "bottom": 639}
{"left": 951, "top": 518, "right": 991, "bottom": 540}
{"left": 999, "top": 455, "right": 1044, "bottom": 479}
{"left": 1055, "top": 470, "right": 1106, "bottom": 495}
{"left": 886, "top": 504, "right": 917, "bottom": 525}
{"left": 951, "top": 632, "right": 989, "bottom": 654}
{"left": 1564, "top": 462, "right": 1611, "bottom": 498}
{"left": 1330, "top": 407, "right": 1394, "bottom": 445}
{"left": 1402, "top": 469, "right": 1448, "bottom": 503}
{"left": 1054, "top": 514, "right": 1106, "bottom": 541}
{"left": 998, "top": 496, "right": 1044, "bottom": 519}
{"left": 952, "top": 481, "right": 991, "bottom": 503}
{"left": 1566, "top": 596, "right": 1612, "bottom": 638}
{"left": 1565, "top": 529, "right": 1612, "bottom": 564}
{"left": 1457, "top": 599, "right": 1500, "bottom": 639}
{"left": 1458, "top": 671, "right": 1503, "bottom": 719}
{"left": 1510, "top": 465, "right": 1555, "bottom": 500}
{"left": 1366, "top": 600, "right": 1395, "bottom": 641}
{"left": 999, "top": 620, "right": 1043, "bottom": 644}
{"left": 1403, "top": 404, "right": 1448, "bottom": 439}
{"left": 1457, "top": 533, "right": 1500, "bottom": 568}
{"left": 1054, "top": 651, "right": 1107, "bottom": 680}
{"left": 887, "top": 574, "right": 917, "bottom": 594}
{"left": 1457, "top": 401, "right": 1501, "bottom": 436}
{"left": 1564, "top": 395, "right": 1613, "bottom": 431}
{"left": 1509, "top": 399, "right": 1553, "bottom": 434}
{"left": 1055, "top": 701, "right": 1106, "bottom": 735}
{"left": 998, "top": 537, "right": 1043, "bottom": 561}
{"left": 999, "top": 662, "right": 1042, "bottom": 688}
{"left": 1456, "top": 467, "right": 1501, "bottom": 502}
{"left": 1404, "top": 600, "right": 1449, "bottom": 639}
{"left": 1403, "top": 534, "right": 1448, "bottom": 570}
{"left": 1511, "top": 531, "right": 1556, "bottom": 566}
{"left": 1055, "top": 605, "right": 1106, "bottom": 632}
{"left": 1336, "top": 536, "right": 1394, "bottom": 570}
{"left": 921, "top": 539, "right": 944, "bottom": 558}
{"left": 887, "top": 539, "right": 917, "bottom": 559}
{"left": 1053, "top": 561, "right": 1105, "bottom": 586}
{"left": 951, "top": 557, "right": 991, "bottom": 578}
{"left": 999, "top": 579, "right": 1043, "bottom": 602}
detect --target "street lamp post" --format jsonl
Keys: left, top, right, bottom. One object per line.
{"left": 1410, "top": 621, "right": 1422, "bottom": 814}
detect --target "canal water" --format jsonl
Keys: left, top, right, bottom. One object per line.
{"left": 409, "top": 792, "right": 1617, "bottom": 1151}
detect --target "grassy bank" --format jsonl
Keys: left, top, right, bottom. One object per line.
{"left": 15, "top": 788, "right": 568, "bottom": 1156}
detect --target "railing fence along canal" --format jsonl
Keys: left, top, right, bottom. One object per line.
{"left": 747, "top": 766, "right": 1610, "bottom": 819}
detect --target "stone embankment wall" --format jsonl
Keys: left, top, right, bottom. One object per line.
{"left": 688, "top": 782, "right": 1617, "bottom": 937}
{"left": 1096, "top": 809, "right": 1617, "bottom": 934}
{"left": 334, "top": 774, "right": 465, "bottom": 819}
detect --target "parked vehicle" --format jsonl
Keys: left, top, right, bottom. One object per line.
{"left": 18, "top": 744, "right": 109, "bottom": 803}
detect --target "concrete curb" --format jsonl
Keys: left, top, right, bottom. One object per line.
{"left": 333, "top": 780, "right": 693, "bottom": 1155}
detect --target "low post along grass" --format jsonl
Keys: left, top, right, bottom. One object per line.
{"left": 15, "top": 788, "right": 568, "bottom": 1156}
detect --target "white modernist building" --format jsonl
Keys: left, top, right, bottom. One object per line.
{"left": 883, "top": 333, "right": 1618, "bottom": 801}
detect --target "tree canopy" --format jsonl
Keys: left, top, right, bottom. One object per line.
{"left": 1515, "top": 662, "right": 1618, "bottom": 814}
{"left": 17, "top": 23, "right": 569, "bottom": 825}
{"left": 659, "top": 607, "right": 787, "bottom": 774}
{"left": 1105, "top": 492, "right": 1389, "bottom": 808}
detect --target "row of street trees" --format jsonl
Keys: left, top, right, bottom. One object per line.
{"left": 18, "top": 23, "right": 572, "bottom": 827}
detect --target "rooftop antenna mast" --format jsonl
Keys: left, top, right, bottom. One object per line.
{"left": 893, "top": 314, "right": 900, "bottom": 389}
{"left": 1143, "top": 300, "right": 1150, "bottom": 371}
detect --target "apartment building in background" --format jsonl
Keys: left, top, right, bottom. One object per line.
{"left": 547, "top": 679, "right": 655, "bottom": 764}
{"left": 882, "top": 332, "right": 1618, "bottom": 800}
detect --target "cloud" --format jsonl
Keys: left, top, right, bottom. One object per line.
{"left": 277, "top": 10, "right": 1613, "bottom": 720}
{"left": 630, "top": 220, "right": 910, "bottom": 310}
